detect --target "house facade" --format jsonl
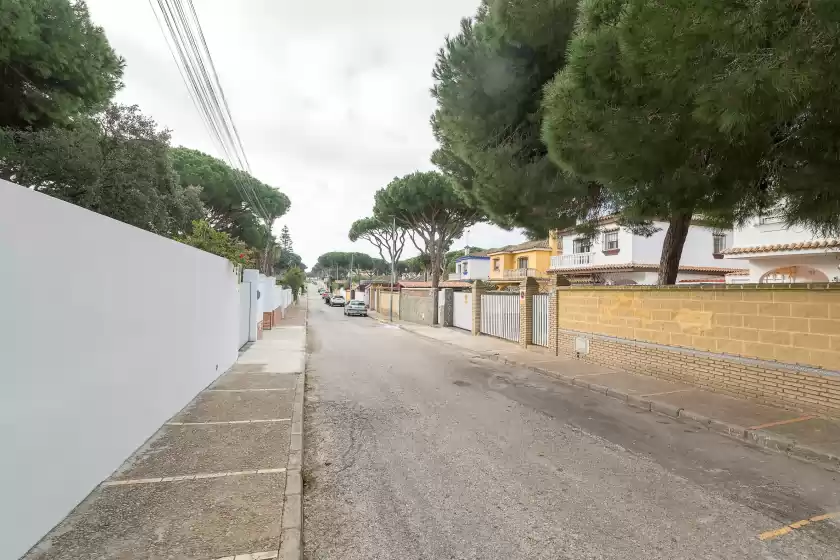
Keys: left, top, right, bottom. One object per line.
{"left": 723, "top": 214, "right": 840, "bottom": 283}
{"left": 488, "top": 239, "right": 554, "bottom": 282}
{"left": 450, "top": 253, "right": 491, "bottom": 281}
{"left": 548, "top": 216, "right": 745, "bottom": 284}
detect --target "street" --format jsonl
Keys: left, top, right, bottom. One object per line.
{"left": 303, "top": 292, "right": 840, "bottom": 560}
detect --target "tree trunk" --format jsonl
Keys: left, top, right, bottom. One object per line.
{"left": 431, "top": 253, "right": 441, "bottom": 325}
{"left": 657, "top": 210, "right": 693, "bottom": 285}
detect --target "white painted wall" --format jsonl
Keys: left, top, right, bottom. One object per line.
{"left": 456, "top": 257, "right": 490, "bottom": 280}
{"left": 733, "top": 216, "right": 825, "bottom": 248}
{"left": 0, "top": 181, "right": 240, "bottom": 558}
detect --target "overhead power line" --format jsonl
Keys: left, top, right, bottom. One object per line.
{"left": 147, "top": 0, "right": 271, "bottom": 225}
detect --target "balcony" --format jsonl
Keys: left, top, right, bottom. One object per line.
{"left": 448, "top": 272, "right": 461, "bottom": 281}
{"left": 550, "top": 252, "right": 594, "bottom": 269}
{"left": 502, "top": 268, "right": 546, "bottom": 279}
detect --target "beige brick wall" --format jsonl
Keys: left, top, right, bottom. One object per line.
{"left": 556, "top": 285, "right": 840, "bottom": 416}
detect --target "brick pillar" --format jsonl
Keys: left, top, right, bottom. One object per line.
{"left": 471, "top": 282, "right": 485, "bottom": 336}
{"left": 519, "top": 277, "right": 540, "bottom": 348}
{"left": 442, "top": 288, "right": 454, "bottom": 327}
{"left": 547, "top": 275, "right": 568, "bottom": 355}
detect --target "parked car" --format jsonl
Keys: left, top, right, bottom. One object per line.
{"left": 323, "top": 293, "right": 331, "bottom": 304}
{"left": 344, "top": 300, "right": 367, "bottom": 317}
{"left": 330, "top": 295, "right": 346, "bottom": 307}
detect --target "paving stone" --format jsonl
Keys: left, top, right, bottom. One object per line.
{"left": 24, "top": 475, "right": 285, "bottom": 560}
{"left": 174, "top": 391, "right": 294, "bottom": 423}
{"left": 212, "top": 372, "right": 298, "bottom": 391}
{"left": 113, "top": 423, "right": 290, "bottom": 479}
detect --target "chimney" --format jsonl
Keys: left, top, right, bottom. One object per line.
{"left": 549, "top": 230, "right": 560, "bottom": 254}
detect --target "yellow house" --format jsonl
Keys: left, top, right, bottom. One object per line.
{"left": 487, "top": 237, "right": 558, "bottom": 282}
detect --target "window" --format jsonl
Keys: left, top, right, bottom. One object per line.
{"left": 573, "top": 238, "right": 591, "bottom": 254}
{"left": 456, "top": 263, "right": 462, "bottom": 274}
{"left": 493, "top": 258, "right": 500, "bottom": 271}
{"left": 603, "top": 230, "right": 619, "bottom": 251}
{"left": 462, "top": 262, "right": 469, "bottom": 275}
{"left": 713, "top": 233, "right": 727, "bottom": 254}
{"left": 758, "top": 205, "right": 784, "bottom": 225}
{"left": 517, "top": 256, "right": 529, "bottom": 269}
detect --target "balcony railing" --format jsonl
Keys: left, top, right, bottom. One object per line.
{"left": 550, "top": 252, "right": 594, "bottom": 269}
{"left": 502, "top": 268, "right": 546, "bottom": 279}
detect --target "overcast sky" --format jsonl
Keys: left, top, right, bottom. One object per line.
{"left": 84, "top": 0, "right": 527, "bottom": 268}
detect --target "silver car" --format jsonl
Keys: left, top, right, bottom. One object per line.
{"left": 330, "top": 295, "right": 346, "bottom": 307}
{"left": 343, "top": 300, "right": 367, "bottom": 316}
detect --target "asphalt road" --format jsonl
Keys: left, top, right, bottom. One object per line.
{"left": 303, "top": 292, "right": 840, "bottom": 560}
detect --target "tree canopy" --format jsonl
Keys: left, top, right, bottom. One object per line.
{"left": 374, "top": 170, "right": 481, "bottom": 323}
{"left": 170, "top": 147, "right": 290, "bottom": 251}
{"left": 348, "top": 215, "right": 407, "bottom": 276}
{"left": 431, "top": 0, "right": 592, "bottom": 238}
{"left": 541, "top": 0, "right": 840, "bottom": 283}
{"left": 0, "top": 0, "right": 124, "bottom": 130}
{"left": 1, "top": 104, "right": 204, "bottom": 236}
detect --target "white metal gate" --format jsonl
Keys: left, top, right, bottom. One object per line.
{"left": 453, "top": 291, "right": 473, "bottom": 331}
{"left": 532, "top": 293, "right": 549, "bottom": 346}
{"left": 480, "top": 293, "right": 520, "bottom": 342}
{"left": 238, "top": 282, "right": 251, "bottom": 349}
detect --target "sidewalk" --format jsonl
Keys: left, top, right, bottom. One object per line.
{"left": 369, "top": 311, "right": 839, "bottom": 472}
{"left": 26, "top": 300, "right": 307, "bottom": 560}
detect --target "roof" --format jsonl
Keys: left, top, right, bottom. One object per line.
{"left": 397, "top": 280, "right": 472, "bottom": 289}
{"left": 677, "top": 278, "right": 727, "bottom": 283}
{"left": 487, "top": 239, "right": 550, "bottom": 255}
{"left": 723, "top": 238, "right": 840, "bottom": 255}
{"left": 548, "top": 263, "right": 748, "bottom": 275}
{"left": 455, "top": 252, "right": 489, "bottom": 261}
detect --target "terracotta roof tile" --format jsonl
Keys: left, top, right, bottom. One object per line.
{"left": 487, "top": 239, "right": 550, "bottom": 254}
{"left": 723, "top": 238, "right": 840, "bottom": 255}
{"left": 397, "top": 280, "right": 472, "bottom": 289}
{"left": 547, "top": 263, "right": 748, "bottom": 275}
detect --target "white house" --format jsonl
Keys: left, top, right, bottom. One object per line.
{"left": 723, "top": 213, "right": 840, "bottom": 283}
{"left": 548, "top": 215, "right": 747, "bottom": 284}
{"left": 449, "top": 253, "right": 491, "bottom": 281}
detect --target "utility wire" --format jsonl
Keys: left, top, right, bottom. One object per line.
{"left": 148, "top": 0, "right": 272, "bottom": 227}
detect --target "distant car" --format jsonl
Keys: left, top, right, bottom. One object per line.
{"left": 322, "top": 293, "right": 331, "bottom": 304}
{"left": 330, "top": 295, "right": 346, "bottom": 307}
{"left": 344, "top": 300, "right": 367, "bottom": 317}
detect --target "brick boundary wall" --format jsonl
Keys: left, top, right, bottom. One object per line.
{"left": 554, "top": 283, "right": 840, "bottom": 416}
{"left": 262, "top": 311, "right": 274, "bottom": 330}
{"left": 273, "top": 307, "right": 282, "bottom": 326}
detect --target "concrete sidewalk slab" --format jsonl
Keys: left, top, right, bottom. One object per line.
{"left": 648, "top": 389, "right": 802, "bottom": 428}
{"left": 26, "top": 475, "right": 285, "bottom": 560}
{"left": 759, "top": 417, "right": 840, "bottom": 461}
{"left": 579, "top": 371, "right": 694, "bottom": 396}
{"left": 113, "top": 423, "right": 290, "bottom": 479}
{"left": 238, "top": 348, "right": 304, "bottom": 374}
{"left": 174, "top": 390, "right": 294, "bottom": 423}
{"left": 212, "top": 372, "right": 297, "bottom": 390}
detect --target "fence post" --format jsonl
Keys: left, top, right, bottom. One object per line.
{"left": 471, "top": 282, "right": 484, "bottom": 336}
{"left": 548, "top": 275, "right": 569, "bottom": 355}
{"left": 519, "top": 277, "right": 540, "bottom": 348}
{"left": 442, "top": 288, "right": 454, "bottom": 327}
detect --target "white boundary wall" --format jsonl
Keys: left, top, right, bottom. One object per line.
{"left": 0, "top": 181, "right": 240, "bottom": 558}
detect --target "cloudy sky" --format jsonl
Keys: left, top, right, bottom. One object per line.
{"left": 84, "top": 0, "right": 527, "bottom": 268}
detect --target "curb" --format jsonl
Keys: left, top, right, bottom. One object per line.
{"left": 395, "top": 323, "right": 840, "bottom": 473}
{"left": 280, "top": 297, "right": 307, "bottom": 560}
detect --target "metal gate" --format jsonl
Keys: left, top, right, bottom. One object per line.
{"left": 532, "top": 293, "right": 549, "bottom": 346}
{"left": 480, "top": 293, "right": 520, "bottom": 342}
{"left": 453, "top": 291, "right": 473, "bottom": 331}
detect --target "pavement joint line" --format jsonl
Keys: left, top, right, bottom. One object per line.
{"left": 749, "top": 415, "right": 816, "bottom": 431}
{"left": 641, "top": 388, "right": 694, "bottom": 397}
{"left": 166, "top": 419, "right": 291, "bottom": 425}
{"left": 211, "top": 551, "right": 278, "bottom": 560}
{"left": 206, "top": 388, "right": 291, "bottom": 392}
{"left": 102, "top": 468, "right": 286, "bottom": 486}
{"left": 758, "top": 511, "right": 840, "bottom": 541}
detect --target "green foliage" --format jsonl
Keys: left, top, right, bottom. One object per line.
{"left": 373, "top": 170, "right": 481, "bottom": 322}
{"left": 1, "top": 104, "right": 204, "bottom": 236}
{"left": 541, "top": 0, "right": 840, "bottom": 282}
{"left": 431, "top": 0, "right": 593, "bottom": 238}
{"left": 0, "top": 0, "right": 124, "bottom": 130}
{"left": 176, "top": 220, "right": 249, "bottom": 265}
{"left": 170, "top": 147, "right": 290, "bottom": 249}
{"left": 315, "top": 251, "right": 377, "bottom": 276}
{"left": 348, "top": 215, "right": 407, "bottom": 272}
{"left": 281, "top": 267, "right": 306, "bottom": 301}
